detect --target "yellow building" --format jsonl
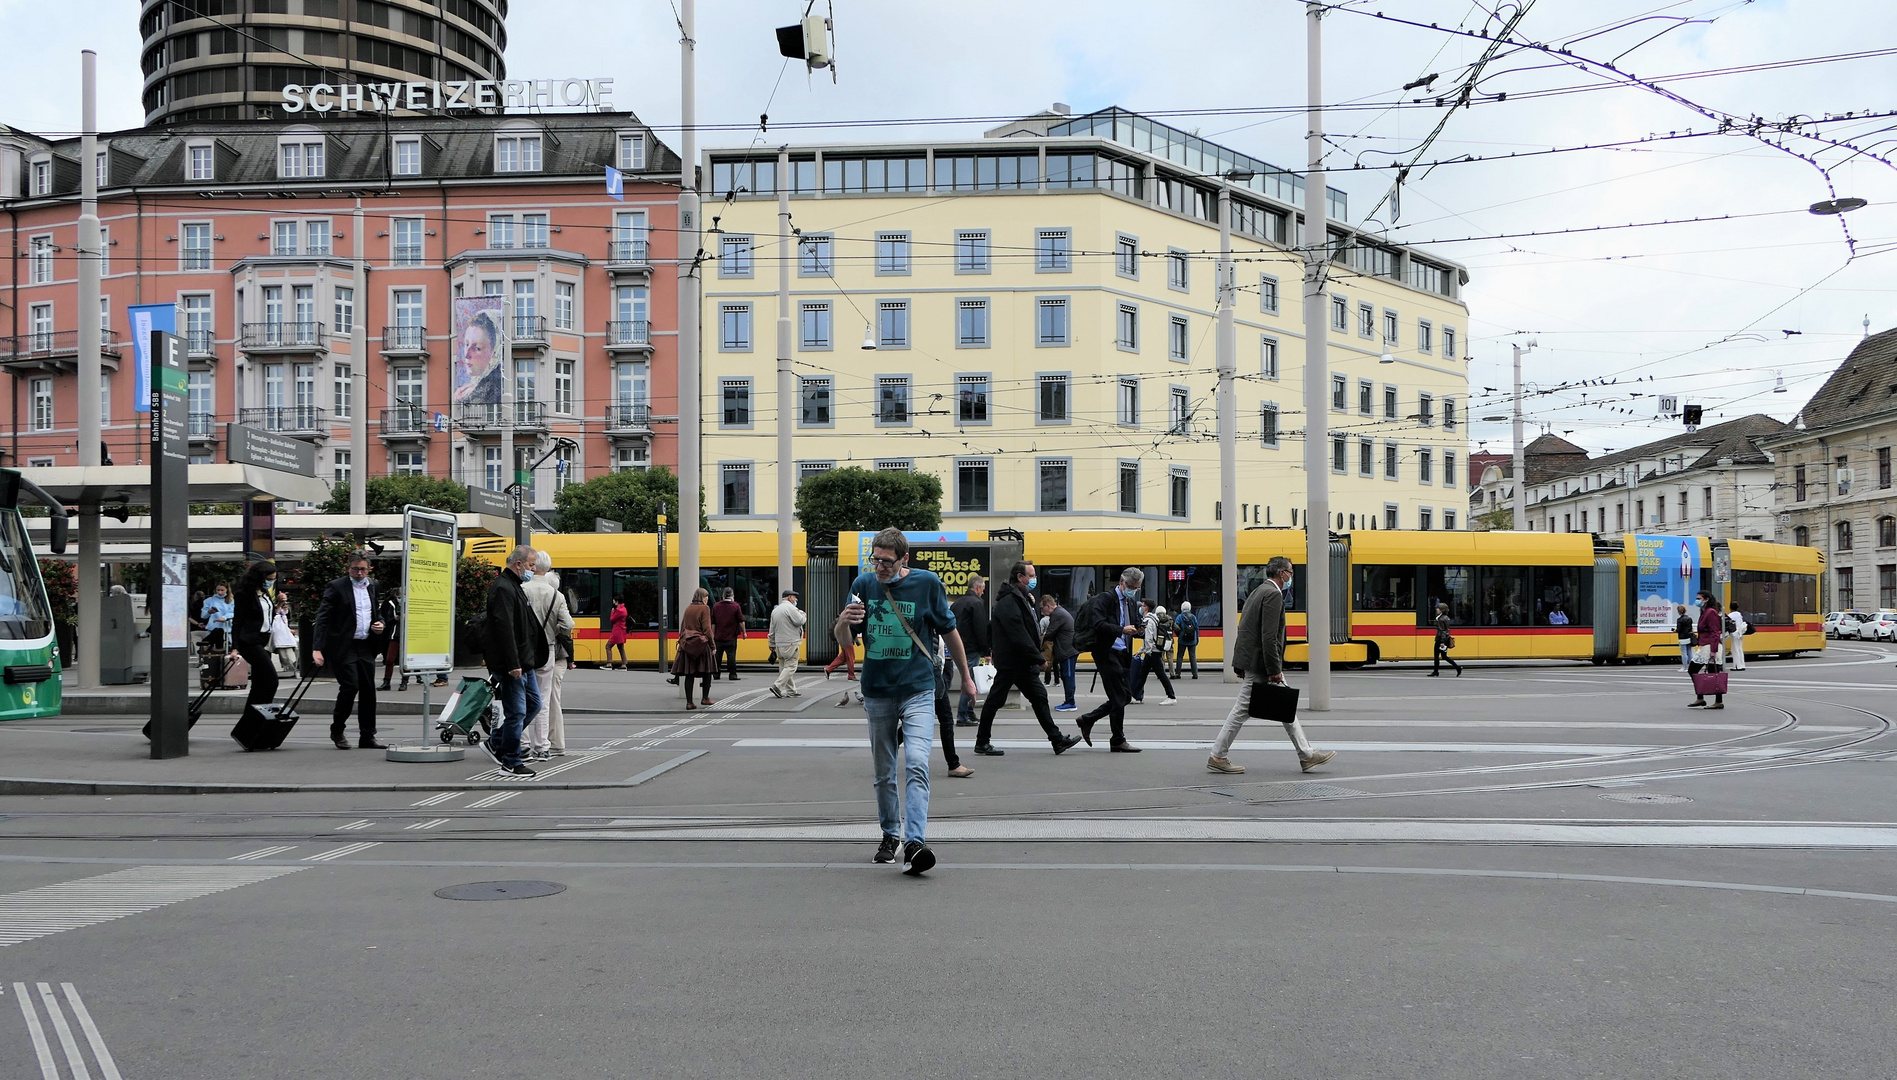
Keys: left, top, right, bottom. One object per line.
{"left": 700, "top": 106, "right": 1472, "bottom": 533}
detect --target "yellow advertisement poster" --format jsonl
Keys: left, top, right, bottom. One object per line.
{"left": 402, "top": 509, "right": 458, "bottom": 672}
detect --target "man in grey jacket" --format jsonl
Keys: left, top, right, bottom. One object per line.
{"left": 1207, "top": 555, "right": 1334, "bottom": 774}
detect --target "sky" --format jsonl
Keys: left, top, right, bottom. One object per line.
{"left": 2, "top": 0, "right": 1892, "bottom": 459}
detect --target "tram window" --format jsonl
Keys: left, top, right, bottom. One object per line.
{"left": 611, "top": 568, "right": 661, "bottom": 630}
{"left": 699, "top": 567, "right": 733, "bottom": 610}
{"left": 1422, "top": 566, "right": 1474, "bottom": 625}
{"left": 1353, "top": 565, "right": 1416, "bottom": 613}
{"left": 1163, "top": 566, "right": 1222, "bottom": 629}
{"left": 1532, "top": 566, "right": 1591, "bottom": 626}
{"left": 1731, "top": 570, "right": 1815, "bottom": 626}
{"left": 566, "top": 569, "right": 601, "bottom": 620}
{"left": 1036, "top": 566, "right": 1090, "bottom": 616}
{"left": 730, "top": 566, "right": 780, "bottom": 630}
{"left": 1236, "top": 564, "right": 1293, "bottom": 612}
{"left": 1478, "top": 567, "right": 1533, "bottom": 626}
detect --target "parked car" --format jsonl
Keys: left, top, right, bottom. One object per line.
{"left": 1854, "top": 611, "right": 1897, "bottom": 642}
{"left": 1824, "top": 611, "right": 1869, "bottom": 639}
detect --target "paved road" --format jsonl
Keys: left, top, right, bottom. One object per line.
{"left": 4, "top": 644, "right": 1896, "bottom": 1078}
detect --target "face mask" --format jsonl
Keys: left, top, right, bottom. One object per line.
{"left": 1027, "top": 578, "right": 1038, "bottom": 591}
{"left": 265, "top": 578, "right": 277, "bottom": 592}
{"left": 521, "top": 569, "right": 535, "bottom": 583}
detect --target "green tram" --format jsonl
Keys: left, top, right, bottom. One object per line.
{"left": 0, "top": 468, "right": 67, "bottom": 719}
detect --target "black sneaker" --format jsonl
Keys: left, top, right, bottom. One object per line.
{"left": 476, "top": 738, "right": 502, "bottom": 766}
{"left": 902, "top": 840, "right": 936, "bottom": 876}
{"left": 502, "top": 762, "right": 536, "bottom": 777}
{"left": 873, "top": 834, "right": 900, "bottom": 864}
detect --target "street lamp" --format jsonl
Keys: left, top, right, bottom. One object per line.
{"left": 1512, "top": 337, "right": 1538, "bottom": 532}
{"left": 860, "top": 324, "right": 877, "bottom": 350}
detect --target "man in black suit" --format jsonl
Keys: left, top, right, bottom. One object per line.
{"left": 312, "top": 549, "right": 387, "bottom": 750}
{"left": 1076, "top": 567, "right": 1145, "bottom": 753}
{"left": 972, "top": 561, "right": 1080, "bottom": 757}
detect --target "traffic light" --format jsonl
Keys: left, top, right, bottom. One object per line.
{"left": 1682, "top": 404, "right": 1702, "bottom": 429}
{"left": 775, "top": 16, "right": 832, "bottom": 70}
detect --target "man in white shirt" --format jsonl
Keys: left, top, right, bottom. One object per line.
{"left": 769, "top": 590, "right": 808, "bottom": 698}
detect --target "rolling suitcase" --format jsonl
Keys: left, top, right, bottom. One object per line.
{"left": 220, "top": 652, "right": 250, "bottom": 691}
{"left": 231, "top": 670, "right": 316, "bottom": 751}
{"left": 145, "top": 653, "right": 235, "bottom": 742}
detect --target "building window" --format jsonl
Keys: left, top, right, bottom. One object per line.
{"left": 393, "top": 217, "right": 424, "bottom": 265}
{"left": 955, "top": 230, "right": 989, "bottom": 274}
{"left": 279, "top": 138, "right": 325, "bottom": 178}
{"left": 1382, "top": 309, "right": 1399, "bottom": 345}
{"left": 553, "top": 282, "right": 574, "bottom": 330}
{"left": 957, "top": 374, "right": 990, "bottom": 424}
{"left": 392, "top": 137, "right": 421, "bottom": 176}
{"left": 1037, "top": 298, "right": 1070, "bottom": 346}
{"left": 800, "top": 301, "right": 832, "bottom": 350}
{"left": 614, "top": 444, "right": 649, "bottom": 473}
{"left": 1444, "top": 510, "right": 1458, "bottom": 531}
{"left": 1038, "top": 374, "right": 1069, "bottom": 424}
{"left": 1837, "top": 566, "right": 1855, "bottom": 610}
{"left": 1330, "top": 295, "right": 1348, "bottom": 332}
{"left": 1443, "top": 326, "right": 1457, "bottom": 360}
{"left": 1117, "top": 305, "right": 1139, "bottom": 351}
{"left": 1418, "top": 320, "right": 1433, "bottom": 354}
{"left": 1385, "top": 504, "right": 1400, "bottom": 530}
{"left": 877, "top": 300, "right": 910, "bottom": 349}
{"left": 797, "top": 462, "right": 834, "bottom": 487}
{"left": 1119, "top": 462, "right": 1140, "bottom": 514}
{"left": 189, "top": 143, "right": 215, "bottom": 180}
{"left": 1419, "top": 507, "right": 1434, "bottom": 531}
{"left": 553, "top": 360, "right": 574, "bottom": 415}
{"left": 1116, "top": 234, "right": 1139, "bottom": 279}
{"left": 1794, "top": 525, "right": 1809, "bottom": 547}
{"left": 1169, "top": 315, "right": 1190, "bottom": 363}
{"left": 29, "top": 378, "right": 52, "bottom": 432}
{"left": 1880, "top": 516, "right": 1896, "bottom": 548}
{"left": 394, "top": 450, "right": 426, "bottom": 476}
{"left": 1331, "top": 374, "right": 1347, "bottom": 412}
{"left": 875, "top": 460, "right": 912, "bottom": 473}
{"left": 719, "top": 304, "right": 752, "bottom": 351}
{"left": 273, "top": 220, "right": 299, "bottom": 256}
{"left": 721, "top": 463, "right": 752, "bottom": 515}
{"left": 495, "top": 134, "right": 542, "bottom": 173}
{"left": 1418, "top": 392, "right": 1435, "bottom": 425}
{"left": 1794, "top": 464, "right": 1807, "bottom": 502}
{"left": 719, "top": 234, "right": 754, "bottom": 278}
{"left": 1359, "top": 438, "right": 1374, "bottom": 477}
{"left": 957, "top": 460, "right": 992, "bottom": 513}
{"left": 1259, "top": 274, "right": 1279, "bottom": 314}
{"left": 1881, "top": 447, "right": 1892, "bottom": 489}
{"left": 1117, "top": 378, "right": 1141, "bottom": 428}
{"left": 1332, "top": 436, "right": 1347, "bottom": 474}
{"left": 1358, "top": 379, "right": 1373, "bottom": 416}
{"left": 1261, "top": 336, "right": 1279, "bottom": 379}
{"left": 29, "top": 157, "right": 50, "bottom": 196}
{"left": 1385, "top": 442, "right": 1399, "bottom": 480}
{"left": 800, "top": 377, "right": 832, "bottom": 427}
{"left": 876, "top": 231, "right": 911, "bottom": 275}
{"left": 1261, "top": 403, "right": 1279, "bottom": 447}
{"left": 182, "top": 223, "right": 212, "bottom": 271}
{"left": 183, "top": 295, "right": 214, "bottom": 352}
{"left": 1358, "top": 303, "right": 1375, "bottom": 339}
{"left": 333, "top": 449, "right": 351, "bottom": 489}
{"left": 332, "top": 362, "right": 351, "bottom": 418}
{"left": 1038, "top": 460, "right": 1070, "bottom": 513}
{"left": 1169, "top": 385, "right": 1191, "bottom": 435}
{"left": 333, "top": 286, "right": 354, "bottom": 336}
{"left": 1036, "top": 228, "right": 1072, "bottom": 272}
{"left": 1837, "top": 521, "right": 1853, "bottom": 552}
{"left": 1167, "top": 249, "right": 1189, "bottom": 291}
{"left": 618, "top": 132, "right": 646, "bottom": 171}
{"left": 29, "top": 236, "right": 53, "bottom": 284}
{"left": 1838, "top": 455, "right": 1852, "bottom": 496}
{"left": 1419, "top": 448, "right": 1434, "bottom": 484}
{"left": 877, "top": 376, "right": 911, "bottom": 426}
{"left": 795, "top": 233, "right": 833, "bottom": 277}
{"left": 1170, "top": 468, "right": 1190, "bottom": 519}
{"left": 720, "top": 378, "right": 752, "bottom": 427}
{"left": 1444, "top": 451, "right": 1457, "bottom": 487}
{"left": 956, "top": 299, "right": 989, "bottom": 348}
{"left": 1443, "top": 398, "right": 1458, "bottom": 431}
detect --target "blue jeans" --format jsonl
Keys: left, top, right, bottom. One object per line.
{"left": 494, "top": 669, "right": 541, "bottom": 767}
{"left": 1058, "top": 656, "right": 1077, "bottom": 705}
{"left": 1679, "top": 641, "right": 1693, "bottom": 671}
{"left": 866, "top": 689, "right": 934, "bottom": 844}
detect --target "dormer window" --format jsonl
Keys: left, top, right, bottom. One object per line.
{"left": 392, "top": 137, "right": 421, "bottom": 176}
{"left": 278, "top": 135, "right": 325, "bottom": 178}
{"left": 496, "top": 133, "right": 542, "bottom": 173}
{"left": 187, "top": 141, "right": 215, "bottom": 181}
{"left": 95, "top": 150, "right": 108, "bottom": 188}
{"left": 618, "top": 132, "right": 645, "bottom": 171}
{"left": 28, "top": 155, "right": 51, "bottom": 196}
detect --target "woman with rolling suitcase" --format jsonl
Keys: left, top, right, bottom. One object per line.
{"left": 230, "top": 561, "right": 280, "bottom": 712}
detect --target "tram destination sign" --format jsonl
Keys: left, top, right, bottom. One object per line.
{"left": 281, "top": 78, "right": 614, "bottom": 114}
{"left": 228, "top": 425, "right": 318, "bottom": 476}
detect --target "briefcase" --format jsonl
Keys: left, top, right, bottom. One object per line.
{"left": 1247, "top": 681, "right": 1300, "bottom": 724}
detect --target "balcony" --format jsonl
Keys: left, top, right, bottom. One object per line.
{"left": 606, "top": 402, "right": 653, "bottom": 433}
{"left": 604, "top": 320, "right": 652, "bottom": 354}
{"left": 456, "top": 400, "right": 548, "bottom": 434}
{"left": 0, "top": 329, "right": 124, "bottom": 373}
{"left": 239, "top": 405, "right": 328, "bottom": 437}
{"left": 185, "top": 329, "right": 217, "bottom": 358}
{"left": 607, "top": 239, "right": 651, "bottom": 273}
{"left": 379, "top": 405, "right": 434, "bottom": 442}
{"left": 381, "top": 325, "right": 429, "bottom": 357}
{"left": 240, "top": 322, "right": 327, "bottom": 353}
{"left": 188, "top": 412, "right": 219, "bottom": 442}
{"left": 511, "top": 315, "right": 548, "bottom": 345}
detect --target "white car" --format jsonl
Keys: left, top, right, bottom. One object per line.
{"left": 1854, "top": 611, "right": 1897, "bottom": 642}
{"left": 1824, "top": 611, "right": 1869, "bottom": 639}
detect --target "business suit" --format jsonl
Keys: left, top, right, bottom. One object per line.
{"left": 1209, "top": 577, "right": 1331, "bottom": 772}
{"left": 313, "top": 575, "right": 384, "bottom": 745}
{"left": 230, "top": 589, "right": 279, "bottom": 709}
{"left": 1077, "top": 589, "right": 1141, "bottom": 751}
{"left": 974, "top": 582, "right": 1074, "bottom": 753}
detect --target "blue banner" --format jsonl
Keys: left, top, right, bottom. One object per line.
{"left": 127, "top": 303, "right": 178, "bottom": 414}
{"left": 1634, "top": 534, "right": 1697, "bottom": 634}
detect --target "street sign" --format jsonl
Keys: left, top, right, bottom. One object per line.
{"left": 401, "top": 506, "right": 458, "bottom": 674}
{"left": 149, "top": 331, "right": 190, "bottom": 759}
{"left": 467, "top": 485, "right": 510, "bottom": 518}
{"left": 127, "top": 303, "right": 176, "bottom": 414}
{"left": 1713, "top": 544, "right": 1732, "bottom": 585}
{"left": 228, "top": 424, "right": 317, "bottom": 475}
{"left": 595, "top": 518, "right": 623, "bottom": 533}
{"left": 605, "top": 165, "right": 624, "bottom": 200}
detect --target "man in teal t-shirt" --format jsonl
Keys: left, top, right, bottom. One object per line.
{"left": 842, "top": 527, "right": 978, "bottom": 876}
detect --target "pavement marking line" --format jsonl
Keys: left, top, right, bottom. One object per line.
{"left": 333, "top": 819, "right": 375, "bottom": 831}
{"left": 775, "top": 717, "right": 1860, "bottom": 733}
{"left": 13, "top": 983, "right": 59, "bottom": 1080}
{"left": 404, "top": 819, "right": 451, "bottom": 831}
{"left": 466, "top": 791, "right": 519, "bottom": 809}
{"left": 409, "top": 792, "right": 460, "bottom": 807}
{"left": 540, "top": 818, "right": 1897, "bottom": 848}
{"left": 625, "top": 749, "right": 709, "bottom": 786}
{"left": 301, "top": 842, "right": 382, "bottom": 862}
{"left": 227, "top": 846, "right": 297, "bottom": 861}
{"left": 60, "top": 985, "right": 123, "bottom": 1080}
{"left": 0, "top": 867, "right": 302, "bottom": 948}
{"left": 35, "top": 983, "right": 90, "bottom": 1080}
{"left": 463, "top": 748, "right": 621, "bottom": 783}
{"left": 728, "top": 737, "right": 1658, "bottom": 755}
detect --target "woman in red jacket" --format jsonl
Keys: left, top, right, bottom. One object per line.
{"left": 606, "top": 597, "right": 629, "bottom": 670}
{"left": 1688, "top": 592, "right": 1727, "bottom": 710}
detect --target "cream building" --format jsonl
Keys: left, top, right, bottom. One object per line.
{"left": 699, "top": 106, "right": 1472, "bottom": 532}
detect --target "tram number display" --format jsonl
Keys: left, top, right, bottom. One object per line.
{"left": 908, "top": 545, "right": 993, "bottom": 596}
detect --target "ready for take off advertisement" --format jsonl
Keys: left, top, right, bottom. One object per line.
{"left": 1635, "top": 535, "right": 1698, "bottom": 634}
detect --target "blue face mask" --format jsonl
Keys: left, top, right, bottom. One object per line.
{"left": 1027, "top": 577, "right": 1038, "bottom": 591}
{"left": 521, "top": 569, "right": 535, "bottom": 583}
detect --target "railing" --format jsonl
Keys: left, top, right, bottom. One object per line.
{"left": 605, "top": 320, "right": 651, "bottom": 347}
{"left": 606, "top": 402, "right": 652, "bottom": 430}
{"left": 512, "top": 315, "right": 547, "bottom": 342}
{"left": 381, "top": 325, "right": 428, "bottom": 353}
{"left": 393, "top": 244, "right": 425, "bottom": 266}
{"left": 188, "top": 412, "right": 218, "bottom": 438}
{"left": 239, "top": 405, "right": 327, "bottom": 433}
{"left": 185, "top": 329, "right": 217, "bottom": 356}
{"left": 379, "top": 405, "right": 432, "bottom": 436}
{"left": 240, "top": 322, "right": 327, "bottom": 349}
{"left": 608, "top": 239, "right": 650, "bottom": 265}
{"left": 0, "top": 329, "right": 122, "bottom": 362}
{"left": 456, "top": 401, "right": 547, "bottom": 431}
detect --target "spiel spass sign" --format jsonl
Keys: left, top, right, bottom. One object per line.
{"left": 281, "top": 78, "right": 614, "bottom": 114}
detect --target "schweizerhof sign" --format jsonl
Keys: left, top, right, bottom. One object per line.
{"left": 281, "top": 78, "right": 615, "bottom": 114}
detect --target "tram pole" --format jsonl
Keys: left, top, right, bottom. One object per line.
{"left": 1301, "top": 2, "right": 1332, "bottom": 710}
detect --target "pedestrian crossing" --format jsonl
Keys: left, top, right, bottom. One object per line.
{"left": 302, "top": 841, "right": 381, "bottom": 862}
{"left": 466, "top": 791, "right": 518, "bottom": 809}
{"left": 12, "top": 982, "right": 123, "bottom": 1080}
{"left": 228, "top": 846, "right": 297, "bottom": 861}
{"left": 0, "top": 866, "right": 301, "bottom": 948}
{"left": 463, "top": 748, "right": 619, "bottom": 782}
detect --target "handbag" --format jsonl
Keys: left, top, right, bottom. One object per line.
{"left": 1247, "top": 680, "right": 1300, "bottom": 724}
{"left": 971, "top": 662, "right": 996, "bottom": 696}
{"left": 1691, "top": 669, "right": 1728, "bottom": 695}
{"left": 678, "top": 628, "right": 711, "bottom": 658}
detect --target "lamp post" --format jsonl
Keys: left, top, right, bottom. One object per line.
{"left": 1300, "top": 1, "right": 1331, "bottom": 710}
{"left": 1216, "top": 172, "right": 1246, "bottom": 684}
{"left": 1512, "top": 338, "right": 1537, "bottom": 532}
{"left": 676, "top": 0, "right": 703, "bottom": 613}
{"left": 76, "top": 50, "right": 102, "bottom": 689}
{"left": 775, "top": 145, "right": 794, "bottom": 604}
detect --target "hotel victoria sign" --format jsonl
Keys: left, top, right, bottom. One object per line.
{"left": 281, "top": 78, "right": 616, "bottom": 114}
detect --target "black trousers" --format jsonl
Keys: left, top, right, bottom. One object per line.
{"left": 1172, "top": 640, "right": 1198, "bottom": 679}
{"left": 933, "top": 683, "right": 960, "bottom": 769}
{"left": 1432, "top": 640, "right": 1461, "bottom": 673}
{"left": 1080, "top": 649, "right": 1131, "bottom": 741}
{"left": 330, "top": 644, "right": 378, "bottom": 739}
{"left": 975, "top": 664, "right": 1064, "bottom": 747}
{"left": 715, "top": 638, "right": 739, "bottom": 680}
{"left": 1131, "top": 653, "right": 1176, "bottom": 701}
{"left": 239, "top": 643, "right": 278, "bottom": 710}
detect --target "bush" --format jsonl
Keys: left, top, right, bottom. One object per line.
{"left": 795, "top": 466, "right": 943, "bottom": 553}
{"left": 321, "top": 476, "right": 469, "bottom": 516}
{"left": 37, "top": 559, "right": 75, "bottom": 624}
{"left": 282, "top": 535, "right": 357, "bottom": 617}
{"left": 553, "top": 466, "right": 706, "bottom": 532}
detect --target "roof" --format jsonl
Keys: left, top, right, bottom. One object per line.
{"left": 1523, "top": 433, "right": 1588, "bottom": 456}
{"left": 1542, "top": 414, "right": 1787, "bottom": 481}
{"left": 1794, "top": 327, "right": 1897, "bottom": 430}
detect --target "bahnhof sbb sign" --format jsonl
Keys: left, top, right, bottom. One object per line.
{"left": 281, "top": 78, "right": 615, "bottom": 114}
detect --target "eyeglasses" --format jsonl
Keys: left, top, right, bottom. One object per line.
{"left": 348, "top": 564, "right": 370, "bottom": 574}
{"left": 870, "top": 556, "right": 900, "bottom": 568}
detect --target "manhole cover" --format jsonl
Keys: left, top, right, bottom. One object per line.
{"left": 434, "top": 880, "right": 567, "bottom": 902}
{"left": 1598, "top": 792, "right": 1693, "bottom": 805}
{"left": 1248, "top": 782, "right": 1369, "bottom": 801}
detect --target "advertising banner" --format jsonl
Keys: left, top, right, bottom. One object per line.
{"left": 127, "top": 303, "right": 177, "bottom": 414}
{"left": 853, "top": 530, "right": 969, "bottom": 574}
{"left": 402, "top": 507, "right": 459, "bottom": 673}
{"left": 451, "top": 296, "right": 507, "bottom": 406}
{"left": 1634, "top": 534, "right": 1698, "bottom": 634}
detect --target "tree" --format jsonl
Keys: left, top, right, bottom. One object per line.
{"left": 321, "top": 475, "right": 468, "bottom": 515}
{"left": 1473, "top": 507, "right": 1513, "bottom": 531}
{"left": 795, "top": 466, "right": 943, "bottom": 552}
{"left": 282, "top": 534, "right": 357, "bottom": 617}
{"left": 37, "top": 559, "right": 75, "bottom": 624}
{"left": 552, "top": 466, "right": 707, "bottom": 532}
{"left": 457, "top": 554, "right": 499, "bottom": 625}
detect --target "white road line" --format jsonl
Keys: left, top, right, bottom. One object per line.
{"left": 61, "top": 985, "right": 123, "bottom": 1080}
{"left": 36, "top": 983, "right": 91, "bottom": 1080}
{"left": 227, "top": 846, "right": 297, "bottom": 861}
{"left": 0, "top": 867, "right": 302, "bottom": 948}
{"left": 410, "top": 792, "right": 460, "bottom": 807}
{"left": 333, "top": 819, "right": 375, "bottom": 831}
{"left": 729, "top": 737, "right": 1659, "bottom": 755}
{"left": 774, "top": 717, "right": 1860, "bottom": 732}
{"left": 14, "top": 983, "right": 58, "bottom": 1080}
{"left": 466, "top": 791, "right": 518, "bottom": 809}
{"left": 404, "top": 818, "right": 451, "bottom": 831}
{"left": 301, "top": 842, "right": 382, "bottom": 862}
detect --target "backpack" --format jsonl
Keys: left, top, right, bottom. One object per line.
{"left": 1154, "top": 613, "right": 1175, "bottom": 653}
{"left": 1176, "top": 612, "right": 1198, "bottom": 643}
{"left": 1073, "top": 595, "right": 1105, "bottom": 655}
{"left": 1722, "top": 613, "right": 1736, "bottom": 635}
